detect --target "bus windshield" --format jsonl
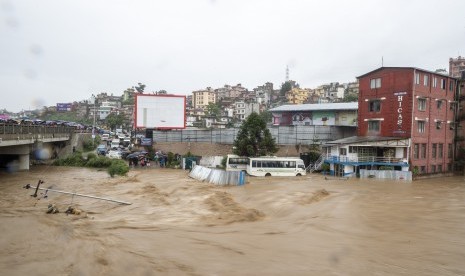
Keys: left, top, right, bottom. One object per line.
{"left": 225, "top": 154, "right": 249, "bottom": 171}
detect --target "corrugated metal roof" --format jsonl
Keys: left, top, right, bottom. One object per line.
{"left": 269, "top": 102, "right": 358, "bottom": 112}
{"left": 324, "top": 136, "right": 407, "bottom": 145}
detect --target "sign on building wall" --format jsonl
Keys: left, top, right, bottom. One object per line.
{"left": 393, "top": 92, "right": 407, "bottom": 134}
{"left": 56, "top": 103, "right": 72, "bottom": 112}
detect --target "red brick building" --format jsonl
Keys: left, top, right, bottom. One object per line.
{"left": 324, "top": 67, "right": 459, "bottom": 178}
{"left": 358, "top": 67, "right": 458, "bottom": 174}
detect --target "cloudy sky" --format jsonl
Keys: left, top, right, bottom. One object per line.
{"left": 1, "top": 0, "right": 464, "bottom": 112}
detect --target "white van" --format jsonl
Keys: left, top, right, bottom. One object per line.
{"left": 101, "top": 133, "right": 110, "bottom": 141}
{"left": 110, "top": 139, "right": 120, "bottom": 150}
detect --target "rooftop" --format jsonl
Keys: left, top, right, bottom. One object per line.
{"left": 269, "top": 102, "right": 358, "bottom": 112}
{"left": 324, "top": 136, "right": 407, "bottom": 145}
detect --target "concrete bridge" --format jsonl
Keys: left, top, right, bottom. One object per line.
{"left": 0, "top": 124, "right": 74, "bottom": 171}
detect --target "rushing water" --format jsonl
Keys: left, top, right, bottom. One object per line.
{"left": 1, "top": 166, "right": 465, "bottom": 275}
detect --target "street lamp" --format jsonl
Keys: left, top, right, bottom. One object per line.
{"left": 91, "top": 94, "right": 96, "bottom": 147}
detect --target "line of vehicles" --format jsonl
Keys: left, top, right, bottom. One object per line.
{"left": 225, "top": 154, "right": 307, "bottom": 177}
{"left": 97, "top": 129, "right": 135, "bottom": 159}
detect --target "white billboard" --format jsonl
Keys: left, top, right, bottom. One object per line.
{"left": 135, "top": 94, "right": 186, "bottom": 129}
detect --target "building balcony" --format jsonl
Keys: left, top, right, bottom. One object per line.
{"left": 324, "top": 155, "right": 409, "bottom": 167}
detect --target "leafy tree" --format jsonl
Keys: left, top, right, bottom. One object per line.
{"left": 105, "top": 113, "right": 125, "bottom": 131}
{"left": 205, "top": 102, "right": 221, "bottom": 118}
{"left": 122, "top": 98, "right": 134, "bottom": 106}
{"left": 280, "top": 81, "right": 292, "bottom": 96}
{"left": 279, "top": 80, "right": 299, "bottom": 97}
{"left": 259, "top": 110, "right": 272, "bottom": 123}
{"left": 341, "top": 93, "right": 358, "bottom": 102}
{"left": 233, "top": 112, "right": 278, "bottom": 157}
{"left": 134, "top": 83, "right": 146, "bottom": 94}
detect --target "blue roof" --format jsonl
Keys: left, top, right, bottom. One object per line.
{"left": 269, "top": 102, "right": 358, "bottom": 112}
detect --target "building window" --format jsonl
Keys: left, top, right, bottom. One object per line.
{"left": 339, "top": 148, "right": 347, "bottom": 155}
{"left": 438, "top": 165, "right": 442, "bottom": 172}
{"left": 420, "top": 166, "right": 426, "bottom": 174}
{"left": 369, "top": 100, "right": 381, "bottom": 112}
{"left": 436, "top": 121, "right": 441, "bottom": 129}
{"left": 448, "top": 143, "right": 453, "bottom": 158}
{"left": 424, "top": 75, "right": 429, "bottom": 86}
{"left": 418, "top": 98, "right": 427, "bottom": 111}
{"left": 433, "top": 77, "right": 438, "bottom": 88}
{"left": 440, "top": 79, "right": 446, "bottom": 90}
{"left": 415, "top": 73, "right": 420, "bottom": 84}
{"left": 431, "top": 165, "right": 436, "bottom": 173}
{"left": 437, "top": 100, "right": 443, "bottom": 109}
{"left": 418, "top": 121, "right": 426, "bottom": 133}
{"left": 368, "top": 120, "right": 380, "bottom": 132}
{"left": 439, "top": 144, "right": 443, "bottom": 158}
{"left": 449, "top": 81, "right": 454, "bottom": 91}
{"left": 349, "top": 146, "right": 358, "bottom": 153}
{"left": 432, "top": 143, "right": 437, "bottom": 158}
{"left": 370, "top": 78, "right": 381, "bottom": 89}
{"left": 448, "top": 163, "right": 452, "bottom": 171}
{"left": 414, "top": 144, "right": 419, "bottom": 159}
{"left": 421, "top": 143, "right": 427, "bottom": 159}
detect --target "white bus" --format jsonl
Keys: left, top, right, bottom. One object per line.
{"left": 246, "top": 156, "right": 306, "bottom": 177}
{"left": 225, "top": 154, "right": 249, "bottom": 172}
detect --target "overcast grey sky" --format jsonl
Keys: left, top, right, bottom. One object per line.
{"left": 1, "top": 0, "right": 464, "bottom": 112}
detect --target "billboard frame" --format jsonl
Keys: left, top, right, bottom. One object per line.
{"left": 134, "top": 94, "right": 186, "bottom": 129}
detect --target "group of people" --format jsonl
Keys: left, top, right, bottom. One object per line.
{"left": 127, "top": 151, "right": 169, "bottom": 168}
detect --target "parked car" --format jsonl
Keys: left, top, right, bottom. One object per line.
{"left": 96, "top": 144, "right": 107, "bottom": 156}
{"left": 107, "top": 150, "right": 122, "bottom": 159}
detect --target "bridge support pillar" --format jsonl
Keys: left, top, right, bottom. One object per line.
{"left": 18, "top": 154, "right": 30, "bottom": 171}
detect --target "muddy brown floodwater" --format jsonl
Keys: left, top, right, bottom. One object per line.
{"left": 1, "top": 166, "right": 465, "bottom": 275}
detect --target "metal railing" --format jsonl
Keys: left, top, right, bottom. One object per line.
{"left": 306, "top": 155, "right": 325, "bottom": 173}
{"left": 324, "top": 155, "right": 408, "bottom": 164}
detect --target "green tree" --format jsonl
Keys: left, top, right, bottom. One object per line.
{"left": 341, "top": 93, "right": 358, "bottom": 102}
{"left": 280, "top": 81, "right": 292, "bottom": 96}
{"left": 205, "top": 102, "right": 221, "bottom": 118}
{"left": 134, "top": 83, "right": 146, "bottom": 94}
{"left": 259, "top": 110, "right": 272, "bottom": 123}
{"left": 105, "top": 113, "right": 125, "bottom": 131}
{"left": 233, "top": 112, "right": 278, "bottom": 157}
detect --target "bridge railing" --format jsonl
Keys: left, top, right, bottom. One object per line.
{"left": 0, "top": 124, "right": 73, "bottom": 141}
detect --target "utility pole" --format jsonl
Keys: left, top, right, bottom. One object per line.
{"left": 92, "top": 94, "right": 96, "bottom": 146}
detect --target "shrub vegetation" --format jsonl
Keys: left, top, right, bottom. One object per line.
{"left": 53, "top": 152, "right": 129, "bottom": 177}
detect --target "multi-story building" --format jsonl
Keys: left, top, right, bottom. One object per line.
{"left": 215, "top": 84, "right": 247, "bottom": 100}
{"left": 192, "top": 87, "right": 216, "bottom": 110}
{"left": 98, "top": 101, "right": 118, "bottom": 120}
{"left": 234, "top": 100, "right": 260, "bottom": 121}
{"left": 449, "top": 56, "right": 465, "bottom": 79}
{"left": 253, "top": 82, "right": 273, "bottom": 107}
{"left": 286, "top": 87, "right": 310, "bottom": 104}
{"left": 324, "top": 67, "right": 459, "bottom": 178}
{"left": 269, "top": 102, "right": 358, "bottom": 127}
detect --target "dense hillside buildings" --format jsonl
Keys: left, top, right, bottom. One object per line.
{"left": 325, "top": 67, "right": 459, "bottom": 177}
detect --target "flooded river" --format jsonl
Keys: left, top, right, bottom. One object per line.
{"left": 1, "top": 166, "right": 465, "bottom": 275}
